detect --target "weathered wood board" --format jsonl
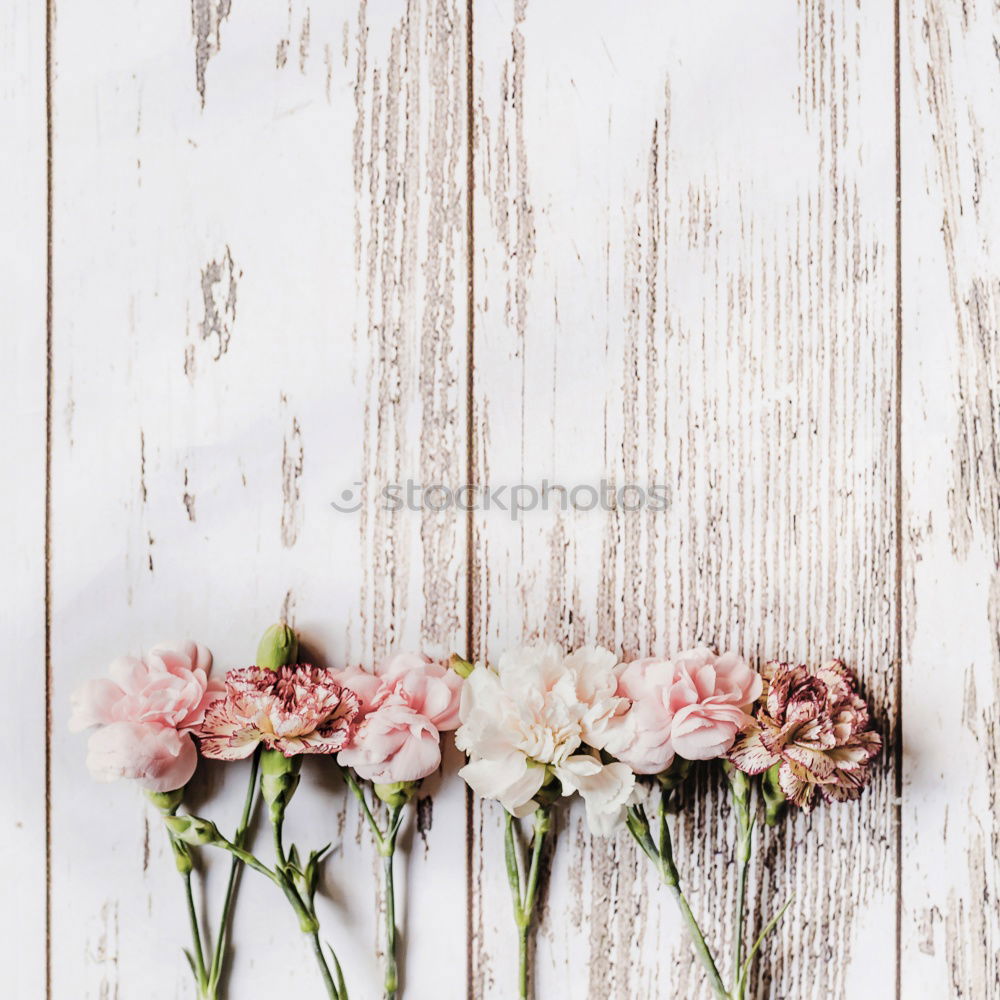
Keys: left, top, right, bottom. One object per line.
{"left": 470, "top": 3, "right": 897, "bottom": 998}
{"left": 4, "top": 0, "right": 49, "bottom": 996}
{"left": 47, "top": 1, "right": 467, "bottom": 998}
{"left": 901, "top": 2, "right": 1000, "bottom": 997}
{"left": 7, "top": 0, "right": 1000, "bottom": 997}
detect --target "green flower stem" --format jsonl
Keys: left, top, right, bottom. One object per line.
{"left": 206, "top": 749, "right": 261, "bottom": 995}
{"left": 182, "top": 869, "right": 209, "bottom": 991}
{"left": 204, "top": 825, "right": 342, "bottom": 999}
{"left": 626, "top": 795, "right": 729, "bottom": 1000}
{"left": 149, "top": 795, "right": 211, "bottom": 998}
{"left": 504, "top": 808, "right": 551, "bottom": 1000}
{"left": 341, "top": 766, "right": 381, "bottom": 835}
{"left": 309, "top": 930, "right": 342, "bottom": 999}
{"left": 341, "top": 767, "right": 405, "bottom": 1000}
{"left": 273, "top": 808, "right": 288, "bottom": 869}
{"left": 269, "top": 805, "right": 345, "bottom": 999}
{"left": 724, "top": 765, "right": 754, "bottom": 1000}
{"left": 733, "top": 789, "right": 753, "bottom": 995}
{"left": 381, "top": 831, "right": 399, "bottom": 999}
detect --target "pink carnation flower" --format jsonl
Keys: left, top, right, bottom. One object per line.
{"left": 335, "top": 652, "right": 463, "bottom": 783}
{"left": 69, "top": 641, "right": 223, "bottom": 793}
{"left": 198, "top": 665, "right": 359, "bottom": 760}
{"left": 727, "top": 659, "right": 881, "bottom": 810}
{"left": 604, "top": 647, "right": 762, "bottom": 774}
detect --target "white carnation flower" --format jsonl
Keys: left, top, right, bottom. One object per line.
{"left": 456, "top": 642, "right": 634, "bottom": 835}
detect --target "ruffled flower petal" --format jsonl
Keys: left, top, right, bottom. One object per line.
{"left": 197, "top": 665, "right": 359, "bottom": 760}
{"left": 555, "top": 755, "right": 635, "bottom": 836}
{"left": 729, "top": 660, "right": 880, "bottom": 810}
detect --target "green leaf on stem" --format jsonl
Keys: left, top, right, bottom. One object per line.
{"left": 327, "top": 942, "right": 349, "bottom": 1000}
{"left": 737, "top": 895, "right": 794, "bottom": 995}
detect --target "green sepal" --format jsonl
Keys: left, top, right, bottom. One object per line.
{"left": 260, "top": 749, "right": 303, "bottom": 818}
{"left": 448, "top": 652, "right": 475, "bottom": 678}
{"left": 761, "top": 762, "right": 787, "bottom": 826}
{"left": 373, "top": 780, "right": 418, "bottom": 809}
{"left": 145, "top": 787, "right": 185, "bottom": 814}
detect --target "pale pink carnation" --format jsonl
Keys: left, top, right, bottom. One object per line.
{"left": 335, "top": 652, "right": 463, "bottom": 783}
{"left": 198, "top": 665, "right": 359, "bottom": 760}
{"left": 69, "top": 641, "right": 223, "bottom": 793}
{"left": 604, "top": 648, "right": 762, "bottom": 774}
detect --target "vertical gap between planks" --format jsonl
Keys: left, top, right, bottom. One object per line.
{"left": 893, "top": 1, "right": 904, "bottom": 998}
{"left": 463, "top": 1, "right": 476, "bottom": 998}
{"left": 44, "top": 0, "right": 55, "bottom": 995}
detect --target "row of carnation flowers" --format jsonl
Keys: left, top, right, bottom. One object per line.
{"left": 70, "top": 625, "right": 881, "bottom": 1000}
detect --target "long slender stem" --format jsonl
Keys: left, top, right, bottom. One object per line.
{"left": 522, "top": 811, "right": 547, "bottom": 918}
{"left": 208, "top": 750, "right": 261, "bottom": 992}
{"left": 383, "top": 844, "right": 399, "bottom": 999}
{"left": 309, "top": 930, "right": 341, "bottom": 998}
{"left": 183, "top": 870, "right": 208, "bottom": 989}
{"left": 273, "top": 810, "right": 287, "bottom": 869}
{"left": 733, "top": 845, "right": 750, "bottom": 990}
{"left": 266, "top": 806, "right": 342, "bottom": 998}
{"left": 342, "top": 768, "right": 406, "bottom": 998}
{"left": 648, "top": 798, "right": 730, "bottom": 1000}
{"left": 340, "top": 765, "right": 382, "bottom": 839}
{"left": 503, "top": 809, "right": 550, "bottom": 1000}
{"left": 730, "top": 777, "right": 755, "bottom": 999}
{"left": 378, "top": 801, "right": 404, "bottom": 1000}
{"left": 665, "top": 883, "right": 730, "bottom": 1000}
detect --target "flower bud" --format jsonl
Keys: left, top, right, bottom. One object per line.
{"left": 145, "top": 787, "right": 185, "bottom": 814}
{"left": 163, "top": 814, "right": 221, "bottom": 846}
{"left": 256, "top": 623, "right": 299, "bottom": 672}
{"left": 761, "top": 762, "right": 787, "bottom": 826}
{"left": 170, "top": 836, "right": 194, "bottom": 875}
{"left": 260, "top": 749, "right": 303, "bottom": 820}
{"left": 373, "top": 780, "right": 418, "bottom": 808}
{"left": 448, "top": 652, "right": 475, "bottom": 679}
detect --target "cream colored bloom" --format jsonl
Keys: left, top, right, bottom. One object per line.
{"left": 456, "top": 643, "right": 634, "bottom": 835}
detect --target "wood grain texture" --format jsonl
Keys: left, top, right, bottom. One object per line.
{"left": 22, "top": 0, "right": 1000, "bottom": 996}
{"left": 901, "top": 2, "right": 1000, "bottom": 996}
{"left": 470, "top": 3, "right": 898, "bottom": 998}
{"left": 3, "top": 0, "right": 48, "bottom": 994}
{"left": 48, "top": 1, "right": 466, "bottom": 997}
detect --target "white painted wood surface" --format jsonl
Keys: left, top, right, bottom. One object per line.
{"left": 471, "top": 4, "right": 897, "bottom": 998}
{"left": 4, "top": 0, "right": 48, "bottom": 996}
{"left": 7, "top": 0, "right": 1000, "bottom": 997}
{"left": 901, "top": 2, "right": 1000, "bottom": 997}
{"left": 48, "top": 2, "right": 467, "bottom": 998}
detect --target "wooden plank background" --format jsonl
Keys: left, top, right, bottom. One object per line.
{"left": 6, "top": 0, "right": 998, "bottom": 997}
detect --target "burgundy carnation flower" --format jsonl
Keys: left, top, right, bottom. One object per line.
{"left": 727, "top": 660, "right": 881, "bottom": 810}
{"left": 198, "top": 665, "right": 359, "bottom": 760}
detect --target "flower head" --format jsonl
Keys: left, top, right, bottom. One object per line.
{"left": 69, "top": 641, "right": 223, "bottom": 793}
{"left": 727, "top": 659, "right": 881, "bottom": 810}
{"left": 455, "top": 643, "right": 634, "bottom": 836}
{"left": 198, "top": 665, "right": 359, "bottom": 760}
{"left": 604, "top": 648, "right": 762, "bottom": 774}
{"left": 335, "top": 652, "right": 463, "bottom": 783}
